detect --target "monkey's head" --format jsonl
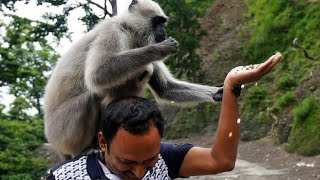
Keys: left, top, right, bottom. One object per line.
{"left": 125, "top": 0, "right": 168, "bottom": 44}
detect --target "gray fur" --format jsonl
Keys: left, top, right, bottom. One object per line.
{"left": 44, "top": 0, "right": 222, "bottom": 157}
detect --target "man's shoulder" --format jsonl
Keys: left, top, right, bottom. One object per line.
{"left": 149, "top": 142, "right": 194, "bottom": 179}
{"left": 160, "top": 141, "right": 194, "bottom": 159}
{"left": 47, "top": 155, "right": 90, "bottom": 180}
{"left": 160, "top": 141, "right": 193, "bottom": 150}
{"left": 144, "top": 154, "right": 170, "bottom": 179}
{"left": 46, "top": 153, "right": 106, "bottom": 180}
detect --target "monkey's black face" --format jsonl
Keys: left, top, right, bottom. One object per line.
{"left": 151, "top": 16, "right": 167, "bottom": 43}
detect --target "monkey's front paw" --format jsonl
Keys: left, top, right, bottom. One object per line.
{"left": 212, "top": 87, "right": 223, "bottom": 102}
{"left": 160, "top": 37, "right": 179, "bottom": 54}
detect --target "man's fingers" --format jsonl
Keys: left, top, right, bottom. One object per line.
{"left": 261, "top": 52, "right": 282, "bottom": 75}
{"left": 228, "top": 52, "right": 282, "bottom": 84}
{"left": 256, "top": 54, "right": 277, "bottom": 73}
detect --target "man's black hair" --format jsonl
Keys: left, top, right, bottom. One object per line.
{"left": 100, "top": 96, "right": 164, "bottom": 147}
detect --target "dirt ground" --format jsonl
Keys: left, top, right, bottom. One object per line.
{"left": 172, "top": 134, "right": 320, "bottom": 180}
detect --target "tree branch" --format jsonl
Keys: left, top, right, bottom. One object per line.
{"left": 109, "top": 0, "right": 117, "bottom": 17}
{"left": 2, "top": 12, "right": 45, "bottom": 24}
{"left": 87, "top": 0, "right": 112, "bottom": 17}
{"left": 293, "top": 38, "right": 317, "bottom": 61}
{"left": 87, "top": 0, "right": 105, "bottom": 10}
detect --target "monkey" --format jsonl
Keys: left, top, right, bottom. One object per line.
{"left": 44, "top": 0, "right": 223, "bottom": 158}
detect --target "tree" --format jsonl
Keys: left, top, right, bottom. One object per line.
{"left": 0, "top": 118, "right": 47, "bottom": 179}
{"left": 0, "top": 103, "right": 5, "bottom": 119}
{"left": 37, "top": 0, "right": 118, "bottom": 31}
{"left": 1, "top": 0, "right": 118, "bottom": 32}
{"left": 1, "top": 1, "right": 120, "bottom": 119}
{"left": 0, "top": 15, "right": 59, "bottom": 118}
{"left": 157, "top": 0, "right": 213, "bottom": 80}
{"left": 7, "top": 96, "right": 32, "bottom": 121}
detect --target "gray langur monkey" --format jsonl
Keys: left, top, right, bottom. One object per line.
{"left": 44, "top": 0, "right": 223, "bottom": 157}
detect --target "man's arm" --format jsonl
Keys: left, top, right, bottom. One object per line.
{"left": 179, "top": 81, "right": 239, "bottom": 176}
{"left": 179, "top": 52, "right": 282, "bottom": 176}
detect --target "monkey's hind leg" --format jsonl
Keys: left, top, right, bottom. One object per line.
{"left": 45, "top": 92, "right": 99, "bottom": 157}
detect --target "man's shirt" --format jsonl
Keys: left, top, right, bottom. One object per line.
{"left": 47, "top": 142, "right": 193, "bottom": 180}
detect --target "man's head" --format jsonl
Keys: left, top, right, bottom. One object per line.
{"left": 98, "top": 96, "right": 164, "bottom": 180}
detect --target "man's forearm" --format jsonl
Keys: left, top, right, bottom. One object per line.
{"left": 210, "top": 81, "right": 240, "bottom": 170}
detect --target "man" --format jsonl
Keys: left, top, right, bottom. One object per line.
{"left": 47, "top": 52, "right": 282, "bottom": 179}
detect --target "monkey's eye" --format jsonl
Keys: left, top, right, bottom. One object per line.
{"left": 152, "top": 16, "right": 167, "bottom": 26}
{"left": 158, "top": 16, "right": 167, "bottom": 24}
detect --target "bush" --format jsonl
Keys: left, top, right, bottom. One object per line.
{"left": 164, "top": 103, "right": 216, "bottom": 139}
{"left": 243, "top": 0, "right": 291, "bottom": 64}
{"left": 240, "top": 84, "right": 273, "bottom": 140}
{"left": 293, "top": 97, "right": 315, "bottom": 123}
{"left": 275, "top": 73, "right": 298, "bottom": 91}
{"left": 242, "top": 0, "right": 320, "bottom": 155}
{"left": 243, "top": 84, "right": 270, "bottom": 110}
{"left": 275, "top": 91, "right": 295, "bottom": 108}
{"left": 0, "top": 119, "right": 48, "bottom": 179}
{"left": 287, "top": 96, "right": 320, "bottom": 156}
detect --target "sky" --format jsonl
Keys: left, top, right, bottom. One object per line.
{"left": 11, "top": 0, "right": 132, "bottom": 53}
{"left": 0, "top": 0, "right": 132, "bottom": 113}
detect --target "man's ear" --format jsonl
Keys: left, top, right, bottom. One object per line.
{"left": 98, "top": 132, "right": 108, "bottom": 152}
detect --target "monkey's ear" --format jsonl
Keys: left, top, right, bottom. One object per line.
{"left": 129, "top": 0, "right": 138, "bottom": 11}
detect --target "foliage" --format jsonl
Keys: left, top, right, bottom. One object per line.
{"left": 243, "top": 0, "right": 292, "bottom": 63}
{"left": 292, "top": 97, "right": 316, "bottom": 124}
{"left": 0, "top": 0, "right": 121, "bottom": 118}
{"left": 242, "top": 0, "right": 320, "bottom": 155}
{"left": 0, "top": 15, "right": 58, "bottom": 118}
{"left": 243, "top": 84, "right": 270, "bottom": 109}
{"left": 0, "top": 118, "right": 47, "bottom": 179}
{"left": 275, "top": 73, "right": 298, "bottom": 91}
{"left": 0, "top": 103, "right": 6, "bottom": 118}
{"left": 288, "top": 2, "right": 320, "bottom": 58}
{"left": 7, "top": 97, "right": 32, "bottom": 121}
{"left": 157, "top": 0, "right": 213, "bottom": 80}
{"left": 164, "top": 103, "right": 216, "bottom": 139}
{"left": 274, "top": 91, "right": 295, "bottom": 108}
{"left": 243, "top": 0, "right": 320, "bottom": 64}
{"left": 1, "top": 0, "right": 116, "bottom": 32}
{"left": 240, "top": 84, "right": 273, "bottom": 140}
{"left": 287, "top": 96, "right": 320, "bottom": 156}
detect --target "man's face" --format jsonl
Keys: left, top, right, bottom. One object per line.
{"left": 98, "top": 126, "right": 161, "bottom": 180}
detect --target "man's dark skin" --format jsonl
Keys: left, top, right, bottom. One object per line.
{"left": 98, "top": 53, "right": 283, "bottom": 180}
